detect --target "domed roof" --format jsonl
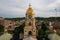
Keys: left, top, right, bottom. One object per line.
{"left": 26, "top": 4, "right": 34, "bottom": 14}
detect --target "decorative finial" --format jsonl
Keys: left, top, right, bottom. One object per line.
{"left": 29, "top": 3, "right": 31, "bottom": 8}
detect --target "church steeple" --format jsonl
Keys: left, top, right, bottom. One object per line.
{"left": 26, "top": 3, "right": 34, "bottom": 14}
{"left": 24, "top": 3, "right": 37, "bottom": 38}
{"left": 29, "top": 3, "right": 31, "bottom": 8}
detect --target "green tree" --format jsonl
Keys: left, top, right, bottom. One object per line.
{"left": 41, "top": 22, "right": 47, "bottom": 32}
{"left": 0, "top": 24, "right": 4, "bottom": 33}
{"left": 14, "top": 23, "right": 25, "bottom": 34}
{"left": 38, "top": 28, "right": 43, "bottom": 35}
{"left": 38, "top": 22, "right": 48, "bottom": 35}
{"left": 41, "top": 22, "right": 47, "bottom": 35}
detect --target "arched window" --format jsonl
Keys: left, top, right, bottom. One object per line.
{"left": 29, "top": 22, "right": 31, "bottom": 26}
{"left": 28, "top": 31, "right": 32, "bottom": 35}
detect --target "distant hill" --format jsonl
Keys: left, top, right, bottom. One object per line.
{"left": 5, "top": 17, "right": 60, "bottom": 21}
{"left": 5, "top": 17, "right": 25, "bottom": 21}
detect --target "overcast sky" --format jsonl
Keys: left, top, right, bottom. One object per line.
{"left": 0, "top": 0, "right": 60, "bottom": 18}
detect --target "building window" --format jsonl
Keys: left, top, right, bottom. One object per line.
{"left": 29, "top": 22, "right": 31, "bottom": 26}
{"left": 34, "top": 30, "right": 35, "bottom": 32}
{"left": 28, "top": 31, "right": 32, "bottom": 35}
{"left": 25, "top": 31, "right": 27, "bottom": 32}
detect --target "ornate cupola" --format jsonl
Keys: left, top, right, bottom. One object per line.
{"left": 26, "top": 3, "right": 34, "bottom": 15}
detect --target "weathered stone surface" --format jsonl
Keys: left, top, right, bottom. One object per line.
{"left": 23, "top": 36, "right": 37, "bottom": 40}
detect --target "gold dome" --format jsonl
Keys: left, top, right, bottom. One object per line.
{"left": 26, "top": 4, "right": 34, "bottom": 14}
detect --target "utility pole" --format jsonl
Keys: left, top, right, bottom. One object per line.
{"left": 55, "top": 8, "right": 57, "bottom": 22}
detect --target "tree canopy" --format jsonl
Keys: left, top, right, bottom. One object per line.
{"left": 0, "top": 24, "right": 4, "bottom": 33}
{"left": 13, "top": 23, "right": 25, "bottom": 34}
